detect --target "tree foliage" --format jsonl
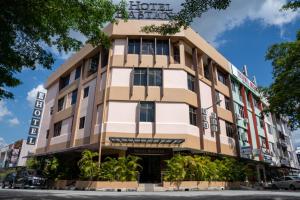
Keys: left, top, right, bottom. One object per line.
{"left": 163, "top": 154, "right": 252, "bottom": 184}
{"left": 142, "top": 0, "right": 231, "bottom": 35}
{"left": 0, "top": 0, "right": 127, "bottom": 99}
{"left": 263, "top": 2, "right": 300, "bottom": 130}
{"left": 77, "top": 150, "right": 99, "bottom": 180}
{"left": 282, "top": 0, "right": 300, "bottom": 11}
{"left": 99, "top": 155, "right": 141, "bottom": 181}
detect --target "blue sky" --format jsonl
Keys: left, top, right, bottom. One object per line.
{"left": 0, "top": 0, "right": 299, "bottom": 147}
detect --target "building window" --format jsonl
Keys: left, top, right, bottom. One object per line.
{"left": 140, "top": 102, "right": 155, "bottom": 122}
{"left": 189, "top": 106, "right": 197, "bottom": 126}
{"left": 142, "top": 39, "right": 154, "bottom": 55}
{"left": 187, "top": 74, "right": 195, "bottom": 92}
{"left": 88, "top": 54, "right": 99, "bottom": 75}
{"left": 79, "top": 117, "right": 85, "bottom": 129}
{"left": 50, "top": 106, "right": 54, "bottom": 115}
{"left": 57, "top": 97, "right": 65, "bottom": 112}
{"left": 134, "top": 68, "right": 147, "bottom": 86}
{"left": 59, "top": 74, "right": 70, "bottom": 90}
{"left": 238, "top": 105, "right": 245, "bottom": 118}
{"left": 83, "top": 87, "right": 89, "bottom": 98}
{"left": 133, "top": 68, "right": 162, "bottom": 86}
{"left": 226, "top": 122, "right": 234, "bottom": 138}
{"left": 267, "top": 124, "right": 272, "bottom": 134}
{"left": 173, "top": 45, "right": 180, "bottom": 63}
{"left": 253, "top": 97, "right": 259, "bottom": 108}
{"left": 260, "top": 137, "right": 267, "bottom": 148}
{"left": 217, "top": 70, "right": 227, "bottom": 85}
{"left": 259, "top": 117, "right": 264, "bottom": 128}
{"left": 204, "top": 64, "right": 210, "bottom": 80}
{"left": 238, "top": 87, "right": 243, "bottom": 102}
{"left": 71, "top": 89, "right": 78, "bottom": 105}
{"left": 75, "top": 66, "right": 81, "bottom": 80}
{"left": 128, "top": 39, "right": 140, "bottom": 54}
{"left": 215, "top": 92, "right": 221, "bottom": 105}
{"left": 46, "top": 129, "right": 49, "bottom": 139}
{"left": 53, "top": 121, "right": 62, "bottom": 137}
{"left": 231, "top": 80, "right": 236, "bottom": 92}
{"left": 101, "top": 49, "right": 109, "bottom": 68}
{"left": 156, "top": 40, "right": 169, "bottom": 55}
{"left": 148, "top": 69, "right": 162, "bottom": 86}
{"left": 225, "top": 97, "right": 231, "bottom": 111}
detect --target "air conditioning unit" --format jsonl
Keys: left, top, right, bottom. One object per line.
{"left": 203, "top": 121, "right": 209, "bottom": 129}
{"left": 235, "top": 113, "right": 241, "bottom": 120}
{"left": 201, "top": 108, "right": 207, "bottom": 115}
{"left": 211, "top": 112, "right": 217, "bottom": 118}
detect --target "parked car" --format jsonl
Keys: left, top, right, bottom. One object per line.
{"left": 1, "top": 173, "right": 16, "bottom": 188}
{"left": 271, "top": 176, "right": 300, "bottom": 190}
{"left": 13, "top": 169, "right": 46, "bottom": 189}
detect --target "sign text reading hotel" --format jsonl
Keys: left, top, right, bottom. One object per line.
{"left": 117, "top": 1, "right": 175, "bottom": 20}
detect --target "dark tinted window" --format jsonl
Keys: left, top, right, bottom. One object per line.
{"left": 173, "top": 46, "right": 180, "bottom": 63}
{"left": 226, "top": 122, "right": 234, "bottom": 138}
{"left": 57, "top": 97, "right": 65, "bottom": 112}
{"left": 189, "top": 106, "right": 197, "bottom": 126}
{"left": 83, "top": 87, "right": 89, "bottom": 98}
{"left": 88, "top": 54, "right": 99, "bottom": 75}
{"left": 225, "top": 97, "right": 231, "bottom": 111}
{"left": 140, "top": 102, "right": 155, "bottom": 122}
{"left": 156, "top": 40, "right": 169, "bottom": 55}
{"left": 187, "top": 74, "right": 195, "bottom": 92}
{"left": 218, "top": 69, "right": 227, "bottom": 85}
{"left": 134, "top": 68, "right": 147, "bottom": 86}
{"left": 204, "top": 64, "right": 210, "bottom": 80}
{"left": 101, "top": 49, "right": 109, "bottom": 68}
{"left": 148, "top": 69, "right": 162, "bottom": 86}
{"left": 53, "top": 121, "right": 62, "bottom": 137}
{"left": 128, "top": 39, "right": 140, "bottom": 54}
{"left": 71, "top": 89, "right": 78, "bottom": 105}
{"left": 142, "top": 40, "right": 154, "bottom": 54}
{"left": 59, "top": 74, "right": 70, "bottom": 90}
{"left": 75, "top": 66, "right": 81, "bottom": 80}
{"left": 79, "top": 117, "right": 85, "bottom": 129}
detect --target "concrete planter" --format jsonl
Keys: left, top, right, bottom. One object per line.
{"left": 75, "top": 181, "right": 139, "bottom": 191}
{"left": 163, "top": 181, "right": 241, "bottom": 190}
{"left": 53, "top": 180, "right": 76, "bottom": 189}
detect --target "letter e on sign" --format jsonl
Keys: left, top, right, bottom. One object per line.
{"left": 28, "top": 127, "right": 39, "bottom": 136}
{"left": 37, "top": 92, "right": 45, "bottom": 100}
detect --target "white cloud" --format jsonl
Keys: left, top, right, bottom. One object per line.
{"left": 0, "top": 100, "right": 12, "bottom": 121}
{"left": 8, "top": 117, "right": 20, "bottom": 126}
{"left": 26, "top": 84, "right": 47, "bottom": 107}
{"left": 0, "top": 137, "right": 7, "bottom": 148}
{"left": 191, "top": 0, "right": 300, "bottom": 47}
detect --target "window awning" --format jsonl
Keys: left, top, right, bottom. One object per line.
{"left": 109, "top": 137, "right": 185, "bottom": 144}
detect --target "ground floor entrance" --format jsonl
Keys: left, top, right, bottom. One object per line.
{"left": 127, "top": 148, "right": 173, "bottom": 183}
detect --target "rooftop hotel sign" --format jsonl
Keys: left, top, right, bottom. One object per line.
{"left": 117, "top": 1, "right": 175, "bottom": 20}
{"left": 230, "top": 63, "right": 259, "bottom": 96}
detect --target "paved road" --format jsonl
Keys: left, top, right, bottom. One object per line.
{"left": 1, "top": 189, "right": 300, "bottom": 200}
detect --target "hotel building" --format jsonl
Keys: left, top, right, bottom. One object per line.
{"left": 35, "top": 20, "right": 298, "bottom": 183}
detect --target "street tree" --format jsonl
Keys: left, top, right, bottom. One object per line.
{"left": 1, "top": 0, "right": 231, "bottom": 100}
{"left": 263, "top": 0, "right": 300, "bottom": 130}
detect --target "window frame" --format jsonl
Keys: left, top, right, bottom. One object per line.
{"left": 71, "top": 89, "right": 78, "bottom": 105}
{"left": 187, "top": 73, "right": 195, "bottom": 92}
{"left": 53, "top": 121, "right": 62, "bottom": 137}
{"left": 79, "top": 117, "right": 85, "bottom": 129}
{"left": 83, "top": 87, "right": 89, "bottom": 98}
{"left": 148, "top": 69, "right": 162, "bottom": 86}
{"left": 75, "top": 66, "right": 81, "bottom": 80}
{"left": 226, "top": 122, "right": 234, "bottom": 138}
{"left": 139, "top": 102, "right": 155, "bottom": 122}
{"left": 189, "top": 106, "right": 197, "bottom": 126}
{"left": 128, "top": 39, "right": 140, "bottom": 54}
{"left": 156, "top": 40, "right": 169, "bottom": 55}
{"left": 142, "top": 39, "right": 154, "bottom": 55}
{"left": 57, "top": 97, "right": 65, "bottom": 112}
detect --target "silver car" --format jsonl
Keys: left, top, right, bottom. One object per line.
{"left": 271, "top": 176, "right": 300, "bottom": 190}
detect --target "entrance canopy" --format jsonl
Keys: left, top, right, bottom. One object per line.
{"left": 109, "top": 137, "right": 185, "bottom": 145}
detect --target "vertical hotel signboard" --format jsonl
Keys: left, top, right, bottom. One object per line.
{"left": 26, "top": 92, "right": 46, "bottom": 145}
